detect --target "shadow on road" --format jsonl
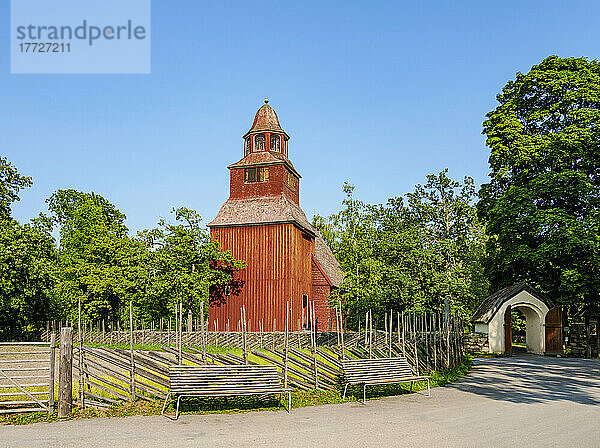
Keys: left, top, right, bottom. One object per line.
{"left": 446, "top": 356, "right": 600, "bottom": 405}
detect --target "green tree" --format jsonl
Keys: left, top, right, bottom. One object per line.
{"left": 52, "top": 193, "right": 141, "bottom": 322}
{"left": 478, "top": 56, "right": 600, "bottom": 313}
{"left": 0, "top": 219, "right": 58, "bottom": 340}
{"left": 0, "top": 156, "right": 32, "bottom": 219}
{"left": 0, "top": 157, "right": 57, "bottom": 340}
{"left": 315, "top": 171, "right": 487, "bottom": 327}
{"left": 315, "top": 184, "right": 385, "bottom": 326}
{"left": 137, "top": 207, "right": 246, "bottom": 320}
{"left": 398, "top": 169, "right": 488, "bottom": 316}
{"left": 47, "top": 189, "right": 126, "bottom": 233}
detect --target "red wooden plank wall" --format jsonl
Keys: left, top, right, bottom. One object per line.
{"left": 311, "top": 259, "right": 335, "bottom": 331}
{"left": 209, "top": 223, "right": 313, "bottom": 331}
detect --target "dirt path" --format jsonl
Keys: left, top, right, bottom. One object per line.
{"left": 2, "top": 356, "right": 600, "bottom": 448}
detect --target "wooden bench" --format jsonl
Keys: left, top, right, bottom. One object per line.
{"left": 161, "top": 365, "right": 292, "bottom": 419}
{"left": 341, "top": 357, "right": 430, "bottom": 403}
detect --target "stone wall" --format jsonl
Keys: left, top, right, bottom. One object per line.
{"left": 566, "top": 333, "right": 599, "bottom": 358}
{"left": 464, "top": 332, "right": 489, "bottom": 354}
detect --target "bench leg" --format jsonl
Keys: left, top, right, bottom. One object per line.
{"left": 342, "top": 383, "right": 350, "bottom": 401}
{"left": 287, "top": 391, "right": 292, "bottom": 413}
{"left": 363, "top": 384, "right": 367, "bottom": 404}
{"left": 426, "top": 378, "right": 430, "bottom": 397}
{"left": 175, "top": 395, "right": 183, "bottom": 420}
{"left": 410, "top": 382, "right": 413, "bottom": 392}
{"left": 161, "top": 392, "right": 172, "bottom": 416}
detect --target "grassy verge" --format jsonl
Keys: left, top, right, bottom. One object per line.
{"left": 0, "top": 356, "right": 472, "bottom": 425}
{"left": 472, "top": 352, "right": 505, "bottom": 358}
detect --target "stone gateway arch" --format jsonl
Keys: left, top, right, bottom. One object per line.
{"left": 472, "top": 283, "right": 563, "bottom": 355}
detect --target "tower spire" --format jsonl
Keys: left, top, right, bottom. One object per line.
{"left": 242, "top": 100, "right": 290, "bottom": 158}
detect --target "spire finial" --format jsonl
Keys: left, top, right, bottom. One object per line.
{"left": 264, "top": 97, "right": 269, "bottom": 104}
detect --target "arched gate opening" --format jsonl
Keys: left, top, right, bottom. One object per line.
{"left": 472, "top": 283, "right": 563, "bottom": 356}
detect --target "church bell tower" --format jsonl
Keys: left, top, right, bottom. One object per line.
{"left": 208, "top": 100, "right": 343, "bottom": 332}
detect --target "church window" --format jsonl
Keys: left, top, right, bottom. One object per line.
{"left": 287, "top": 172, "right": 297, "bottom": 189}
{"left": 259, "top": 166, "right": 269, "bottom": 182}
{"left": 245, "top": 167, "right": 256, "bottom": 183}
{"left": 244, "top": 137, "right": 251, "bottom": 156}
{"left": 254, "top": 134, "right": 265, "bottom": 151}
{"left": 244, "top": 166, "right": 269, "bottom": 183}
{"left": 270, "top": 134, "right": 281, "bottom": 152}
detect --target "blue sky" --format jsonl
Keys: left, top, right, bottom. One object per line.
{"left": 1, "top": 1, "right": 598, "bottom": 234}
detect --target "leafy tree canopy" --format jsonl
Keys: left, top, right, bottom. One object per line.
{"left": 478, "top": 55, "right": 600, "bottom": 313}
{"left": 52, "top": 193, "right": 141, "bottom": 322}
{"left": 46, "top": 189, "right": 127, "bottom": 236}
{"left": 315, "top": 171, "right": 488, "bottom": 328}
{"left": 0, "top": 156, "right": 32, "bottom": 219}
{"left": 0, "top": 158, "right": 57, "bottom": 340}
{"left": 136, "top": 207, "right": 246, "bottom": 321}
{"left": 0, "top": 218, "right": 58, "bottom": 340}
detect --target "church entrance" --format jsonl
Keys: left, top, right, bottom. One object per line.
{"left": 503, "top": 304, "right": 553, "bottom": 355}
{"left": 472, "top": 283, "right": 563, "bottom": 355}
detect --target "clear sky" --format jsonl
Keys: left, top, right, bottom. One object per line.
{"left": 2, "top": 1, "right": 598, "bottom": 234}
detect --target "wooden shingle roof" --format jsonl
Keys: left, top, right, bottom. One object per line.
{"left": 208, "top": 195, "right": 344, "bottom": 287}
{"left": 243, "top": 100, "right": 290, "bottom": 139}
{"left": 471, "top": 282, "right": 555, "bottom": 324}
{"left": 208, "top": 194, "right": 315, "bottom": 236}
{"left": 314, "top": 232, "right": 344, "bottom": 287}
{"left": 227, "top": 152, "right": 300, "bottom": 178}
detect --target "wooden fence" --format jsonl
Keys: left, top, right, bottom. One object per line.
{"left": 70, "top": 325, "right": 465, "bottom": 411}
{"left": 41, "top": 311, "right": 466, "bottom": 367}
{"left": 0, "top": 340, "right": 55, "bottom": 414}
{"left": 27, "top": 309, "right": 467, "bottom": 412}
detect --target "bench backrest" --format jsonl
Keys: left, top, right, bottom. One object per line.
{"left": 169, "top": 365, "right": 284, "bottom": 394}
{"left": 341, "top": 357, "right": 416, "bottom": 383}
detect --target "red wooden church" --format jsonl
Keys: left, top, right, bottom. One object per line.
{"left": 208, "top": 99, "right": 343, "bottom": 331}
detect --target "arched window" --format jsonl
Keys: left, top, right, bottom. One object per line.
{"left": 244, "top": 137, "right": 251, "bottom": 156}
{"left": 270, "top": 134, "right": 281, "bottom": 152}
{"left": 254, "top": 134, "right": 265, "bottom": 151}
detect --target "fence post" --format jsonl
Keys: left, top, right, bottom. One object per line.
{"left": 242, "top": 305, "right": 248, "bottom": 364}
{"left": 369, "top": 310, "right": 373, "bottom": 359}
{"left": 413, "top": 313, "right": 419, "bottom": 375}
{"left": 311, "top": 302, "right": 318, "bottom": 389}
{"left": 49, "top": 332, "right": 56, "bottom": 413}
{"left": 58, "top": 327, "right": 73, "bottom": 417}
{"left": 179, "top": 302, "right": 183, "bottom": 365}
{"left": 401, "top": 311, "right": 405, "bottom": 357}
{"left": 78, "top": 298, "right": 85, "bottom": 409}
{"left": 200, "top": 301, "right": 207, "bottom": 364}
{"left": 433, "top": 313, "right": 437, "bottom": 370}
{"left": 389, "top": 312, "right": 393, "bottom": 358}
{"left": 129, "top": 301, "right": 136, "bottom": 402}
{"left": 446, "top": 312, "right": 451, "bottom": 368}
{"left": 284, "top": 301, "right": 289, "bottom": 389}
{"left": 339, "top": 301, "right": 345, "bottom": 360}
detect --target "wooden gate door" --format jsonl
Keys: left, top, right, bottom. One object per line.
{"left": 0, "top": 341, "right": 55, "bottom": 414}
{"left": 545, "top": 306, "right": 563, "bottom": 354}
{"left": 504, "top": 305, "right": 512, "bottom": 356}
